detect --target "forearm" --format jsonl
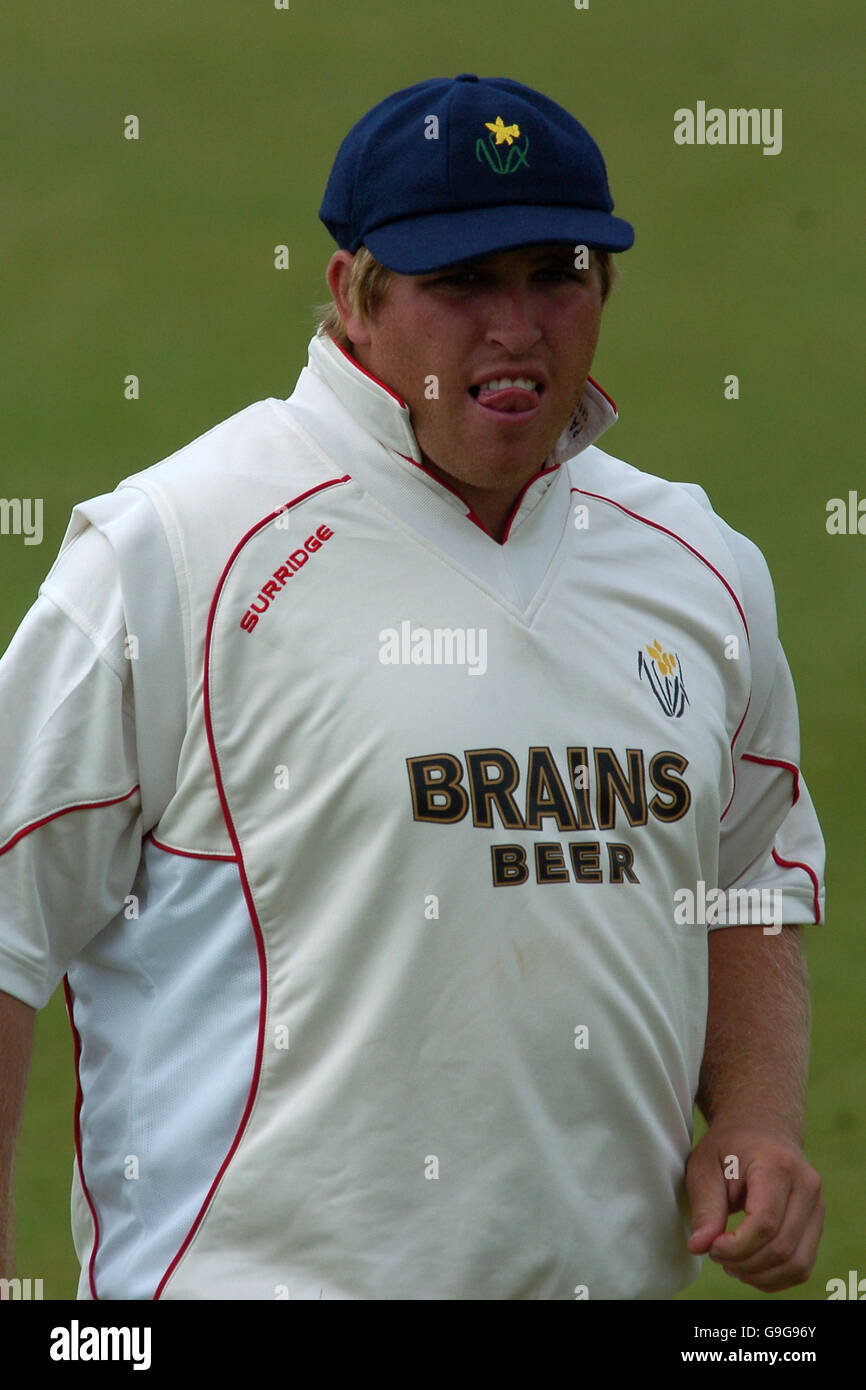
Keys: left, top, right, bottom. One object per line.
{"left": 696, "top": 924, "right": 811, "bottom": 1145}
{"left": 0, "top": 990, "right": 35, "bottom": 1275}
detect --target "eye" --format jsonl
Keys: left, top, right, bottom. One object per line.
{"left": 429, "top": 271, "right": 481, "bottom": 289}
{"left": 536, "top": 267, "right": 588, "bottom": 283}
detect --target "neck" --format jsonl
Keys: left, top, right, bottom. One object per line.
{"left": 419, "top": 454, "right": 547, "bottom": 544}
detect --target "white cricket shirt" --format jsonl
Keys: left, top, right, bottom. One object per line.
{"left": 0, "top": 333, "right": 825, "bottom": 1300}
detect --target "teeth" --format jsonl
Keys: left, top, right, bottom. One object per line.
{"left": 478, "top": 376, "right": 538, "bottom": 393}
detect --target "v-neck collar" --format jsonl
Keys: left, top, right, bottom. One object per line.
{"left": 274, "top": 334, "right": 620, "bottom": 614}
{"left": 302, "top": 333, "right": 618, "bottom": 544}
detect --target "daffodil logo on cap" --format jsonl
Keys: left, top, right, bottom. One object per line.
{"left": 319, "top": 76, "right": 635, "bottom": 271}
{"left": 476, "top": 116, "right": 530, "bottom": 174}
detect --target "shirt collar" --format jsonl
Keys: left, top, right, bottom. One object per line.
{"left": 306, "top": 332, "right": 619, "bottom": 467}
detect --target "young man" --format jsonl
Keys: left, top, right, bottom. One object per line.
{"left": 0, "top": 75, "right": 824, "bottom": 1300}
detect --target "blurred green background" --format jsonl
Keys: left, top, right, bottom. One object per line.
{"left": 2, "top": 0, "right": 862, "bottom": 1300}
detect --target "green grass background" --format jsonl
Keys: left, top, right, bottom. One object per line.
{"left": 2, "top": 0, "right": 862, "bottom": 1300}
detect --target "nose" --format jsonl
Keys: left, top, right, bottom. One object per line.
{"left": 484, "top": 286, "right": 543, "bottom": 355}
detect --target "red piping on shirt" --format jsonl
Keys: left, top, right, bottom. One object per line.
{"left": 570, "top": 488, "right": 751, "bottom": 641}
{"left": 394, "top": 450, "right": 560, "bottom": 546}
{"left": 721, "top": 696, "right": 752, "bottom": 821}
{"left": 152, "top": 473, "right": 351, "bottom": 1300}
{"left": 63, "top": 976, "right": 101, "bottom": 1301}
{"left": 771, "top": 848, "right": 822, "bottom": 924}
{"left": 147, "top": 832, "right": 237, "bottom": 863}
{"left": 741, "top": 753, "right": 801, "bottom": 806}
{"left": 570, "top": 486, "right": 752, "bottom": 820}
{"left": 0, "top": 786, "right": 140, "bottom": 858}
{"left": 586, "top": 375, "right": 617, "bottom": 414}
{"left": 501, "top": 465, "right": 560, "bottom": 543}
{"left": 392, "top": 450, "right": 491, "bottom": 536}
{"left": 331, "top": 340, "right": 407, "bottom": 407}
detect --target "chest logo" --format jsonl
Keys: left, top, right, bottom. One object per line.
{"left": 638, "top": 639, "right": 689, "bottom": 718}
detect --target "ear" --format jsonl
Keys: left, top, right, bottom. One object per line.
{"left": 326, "top": 251, "right": 373, "bottom": 347}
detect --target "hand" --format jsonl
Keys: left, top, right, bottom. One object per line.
{"left": 685, "top": 1124, "right": 824, "bottom": 1292}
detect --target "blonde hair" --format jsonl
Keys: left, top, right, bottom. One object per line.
{"left": 315, "top": 245, "right": 618, "bottom": 348}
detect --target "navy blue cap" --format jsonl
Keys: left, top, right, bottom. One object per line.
{"left": 319, "top": 74, "right": 634, "bottom": 273}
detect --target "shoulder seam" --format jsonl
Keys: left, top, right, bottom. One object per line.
{"left": 118, "top": 481, "right": 194, "bottom": 707}
{"left": 36, "top": 588, "right": 130, "bottom": 691}
{"left": 569, "top": 484, "right": 751, "bottom": 639}
{"left": 266, "top": 398, "right": 347, "bottom": 474}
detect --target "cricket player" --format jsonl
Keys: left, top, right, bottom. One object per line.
{"left": 0, "top": 75, "right": 825, "bottom": 1300}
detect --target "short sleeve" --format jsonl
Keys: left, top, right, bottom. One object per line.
{"left": 674, "top": 480, "right": 825, "bottom": 929}
{"left": 0, "top": 526, "right": 142, "bottom": 1008}
{"left": 717, "top": 640, "right": 825, "bottom": 926}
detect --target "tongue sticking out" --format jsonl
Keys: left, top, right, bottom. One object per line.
{"left": 475, "top": 385, "right": 539, "bottom": 413}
